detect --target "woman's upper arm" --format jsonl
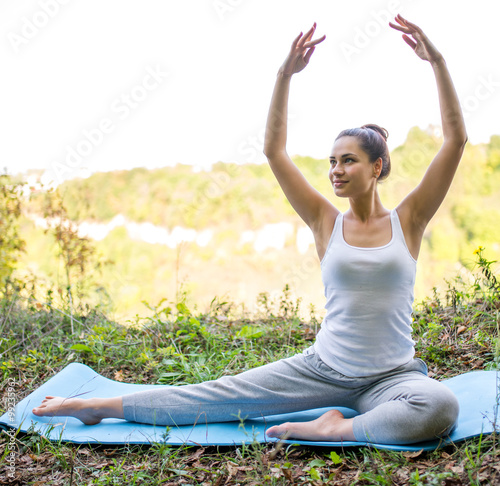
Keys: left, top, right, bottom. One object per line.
{"left": 266, "top": 150, "right": 336, "bottom": 229}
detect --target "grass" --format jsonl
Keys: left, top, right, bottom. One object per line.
{"left": 0, "top": 261, "right": 499, "bottom": 485}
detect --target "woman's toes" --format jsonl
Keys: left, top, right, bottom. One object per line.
{"left": 267, "top": 424, "right": 290, "bottom": 438}
{"left": 267, "top": 423, "right": 295, "bottom": 440}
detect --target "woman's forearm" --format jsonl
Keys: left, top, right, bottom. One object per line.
{"left": 431, "top": 57, "right": 467, "bottom": 145}
{"left": 264, "top": 24, "right": 325, "bottom": 158}
{"left": 263, "top": 71, "right": 292, "bottom": 157}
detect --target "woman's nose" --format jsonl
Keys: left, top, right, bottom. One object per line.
{"left": 332, "top": 163, "right": 344, "bottom": 175}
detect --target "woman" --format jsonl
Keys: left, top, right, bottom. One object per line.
{"left": 33, "top": 15, "right": 467, "bottom": 445}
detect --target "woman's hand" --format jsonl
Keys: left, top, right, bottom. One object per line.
{"left": 389, "top": 14, "right": 443, "bottom": 64}
{"left": 279, "top": 23, "right": 326, "bottom": 76}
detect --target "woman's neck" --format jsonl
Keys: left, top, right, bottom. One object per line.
{"left": 347, "top": 191, "right": 387, "bottom": 222}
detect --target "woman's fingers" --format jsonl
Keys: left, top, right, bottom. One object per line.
{"left": 303, "top": 46, "right": 316, "bottom": 64}
{"left": 297, "top": 23, "right": 317, "bottom": 47}
{"left": 397, "top": 14, "right": 422, "bottom": 32}
{"left": 293, "top": 24, "right": 325, "bottom": 51}
{"left": 305, "top": 22, "right": 317, "bottom": 38}
{"left": 291, "top": 31, "right": 303, "bottom": 49}
{"left": 391, "top": 14, "right": 425, "bottom": 38}
{"left": 389, "top": 22, "right": 405, "bottom": 33}
{"left": 402, "top": 34, "right": 417, "bottom": 50}
{"left": 389, "top": 18, "right": 412, "bottom": 34}
{"left": 304, "top": 34, "right": 326, "bottom": 48}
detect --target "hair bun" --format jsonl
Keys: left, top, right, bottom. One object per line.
{"left": 361, "top": 124, "right": 389, "bottom": 142}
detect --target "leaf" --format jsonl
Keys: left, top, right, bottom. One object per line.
{"left": 158, "top": 372, "right": 182, "bottom": 379}
{"left": 309, "top": 467, "right": 321, "bottom": 480}
{"left": 403, "top": 449, "right": 424, "bottom": 459}
{"left": 330, "top": 451, "right": 342, "bottom": 464}
{"left": 114, "top": 370, "right": 124, "bottom": 382}
{"left": 69, "top": 344, "right": 93, "bottom": 353}
{"left": 236, "top": 325, "right": 263, "bottom": 339}
{"left": 185, "top": 447, "right": 205, "bottom": 464}
{"left": 161, "top": 358, "right": 177, "bottom": 366}
{"left": 176, "top": 302, "right": 190, "bottom": 315}
{"left": 309, "top": 459, "right": 326, "bottom": 468}
{"left": 166, "top": 468, "right": 190, "bottom": 477}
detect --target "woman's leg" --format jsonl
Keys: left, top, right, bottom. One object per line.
{"left": 32, "top": 347, "right": 357, "bottom": 434}
{"left": 267, "top": 359, "right": 459, "bottom": 444}
{"left": 32, "top": 357, "right": 455, "bottom": 444}
{"left": 120, "top": 348, "right": 354, "bottom": 427}
{"left": 351, "top": 359, "right": 459, "bottom": 444}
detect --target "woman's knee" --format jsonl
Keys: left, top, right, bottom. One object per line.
{"left": 425, "top": 386, "right": 460, "bottom": 436}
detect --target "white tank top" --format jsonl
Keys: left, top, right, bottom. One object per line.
{"left": 313, "top": 208, "right": 417, "bottom": 377}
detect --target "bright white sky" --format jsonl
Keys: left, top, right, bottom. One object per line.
{"left": 1, "top": 0, "right": 499, "bottom": 184}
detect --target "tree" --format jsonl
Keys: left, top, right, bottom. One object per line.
{"left": 0, "top": 174, "right": 26, "bottom": 294}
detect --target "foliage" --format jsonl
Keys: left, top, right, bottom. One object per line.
{"left": 12, "top": 128, "right": 499, "bottom": 319}
{"left": 473, "top": 246, "right": 500, "bottom": 297}
{"left": 40, "top": 189, "right": 112, "bottom": 320}
{"left": 25, "top": 127, "right": 499, "bottom": 246}
{"left": 0, "top": 175, "right": 26, "bottom": 295}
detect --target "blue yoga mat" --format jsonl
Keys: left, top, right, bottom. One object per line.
{"left": 1, "top": 363, "right": 498, "bottom": 451}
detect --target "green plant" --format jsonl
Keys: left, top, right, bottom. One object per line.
{"left": 42, "top": 189, "right": 110, "bottom": 333}
{"left": 409, "top": 468, "right": 454, "bottom": 485}
{"left": 474, "top": 246, "right": 500, "bottom": 298}
{"left": 0, "top": 174, "right": 26, "bottom": 296}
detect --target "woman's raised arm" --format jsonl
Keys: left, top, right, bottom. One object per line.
{"left": 263, "top": 24, "right": 336, "bottom": 233}
{"left": 391, "top": 15, "right": 468, "bottom": 235}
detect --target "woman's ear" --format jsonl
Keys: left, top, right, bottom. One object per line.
{"left": 373, "top": 157, "right": 383, "bottom": 178}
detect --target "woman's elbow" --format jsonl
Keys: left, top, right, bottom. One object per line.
{"left": 446, "top": 131, "right": 468, "bottom": 150}
{"left": 263, "top": 144, "right": 282, "bottom": 159}
{"left": 457, "top": 131, "right": 468, "bottom": 148}
{"left": 263, "top": 145, "right": 272, "bottom": 158}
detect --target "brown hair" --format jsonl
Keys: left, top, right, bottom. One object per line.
{"left": 335, "top": 124, "right": 391, "bottom": 181}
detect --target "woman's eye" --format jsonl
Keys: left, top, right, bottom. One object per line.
{"left": 345, "top": 158, "right": 354, "bottom": 163}
{"left": 330, "top": 160, "right": 336, "bottom": 166}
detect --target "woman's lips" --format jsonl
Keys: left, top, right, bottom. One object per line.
{"left": 333, "top": 180, "right": 348, "bottom": 187}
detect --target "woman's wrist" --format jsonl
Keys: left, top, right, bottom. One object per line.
{"left": 277, "top": 68, "right": 294, "bottom": 79}
{"left": 429, "top": 54, "right": 445, "bottom": 68}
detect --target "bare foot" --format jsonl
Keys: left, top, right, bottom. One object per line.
{"left": 266, "top": 409, "right": 356, "bottom": 442}
{"left": 32, "top": 396, "right": 104, "bottom": 425}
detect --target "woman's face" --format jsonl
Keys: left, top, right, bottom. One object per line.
{"left": 328, "top": 136, "right": 380, "bottom": 198}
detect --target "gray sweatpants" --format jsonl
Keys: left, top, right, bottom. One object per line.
{"left": 122, "top": 346, "right": 459, "bottom": 444}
